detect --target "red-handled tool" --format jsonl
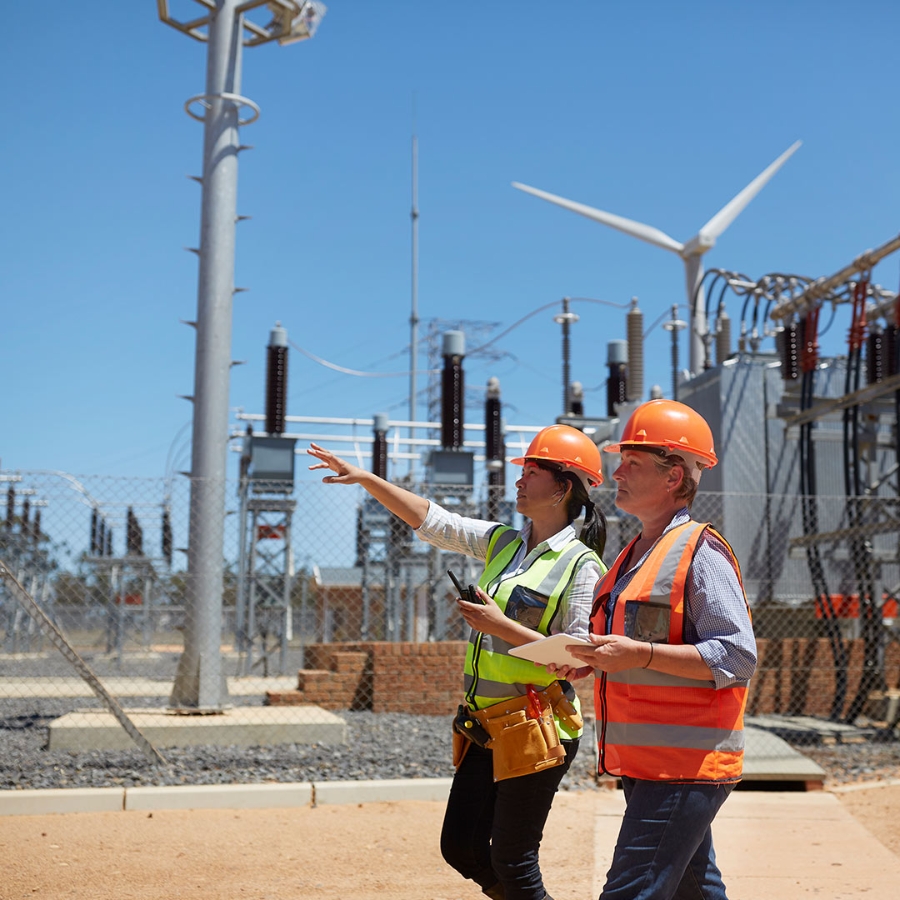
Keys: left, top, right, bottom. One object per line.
{"left": 526, "top": 685, "right": 543, "bottom": 720}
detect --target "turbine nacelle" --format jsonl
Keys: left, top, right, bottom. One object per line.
{"left": 682, "top": 233, "right": 717, "bottom": 258}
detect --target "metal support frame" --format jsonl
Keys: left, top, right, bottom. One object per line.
{"left": 86, "top": 556, "right": 161, "bottom": 665}
{"left": 236, "top": 495, "right": 296, "bottom": 676}
{"left": 769, "top": 233, "right": 900, "bottom": 323}
{"left": 1, "top": 501, "right": 52, "bottom": 655}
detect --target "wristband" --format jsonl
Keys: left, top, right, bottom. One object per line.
{"left": 642, "top": 642, "right": 654, "bottom": 669}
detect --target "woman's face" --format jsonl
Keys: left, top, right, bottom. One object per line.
{"left": 515, "top": 462, "right": 564, "bottom": 519}
{"left": 611, "top": 449, "right": 670, "bottom": 519}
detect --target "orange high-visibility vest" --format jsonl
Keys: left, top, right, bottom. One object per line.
{"left": 590, "top": 521, "right": 750, "bottom": 783}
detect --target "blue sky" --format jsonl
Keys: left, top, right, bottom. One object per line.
{"left": 2, "top": 1, "right": 899, "bottom": 484}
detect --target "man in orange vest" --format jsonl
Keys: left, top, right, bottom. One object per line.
{"left": 559, "top": 399, "right": 756, "bottom": 900}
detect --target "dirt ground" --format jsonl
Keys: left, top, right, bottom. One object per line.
{"left": 1, "top": 784, "right": 898, "bottom": 900}
{"left": 830, "top": 781, "right": 900, "bottom": 855}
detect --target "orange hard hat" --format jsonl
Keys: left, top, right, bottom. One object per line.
{"left": 604, "top": 399, "right": 717, "bottom": 483}
{"left": 511, "top": 424, "right": 603, "bottom": 490}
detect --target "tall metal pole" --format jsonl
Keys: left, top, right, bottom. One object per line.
{"left": 409, "top": 126, "right": 419, "bottom": 476}
{"left": 170, "top": 0, "right": 244, "bottom": 709}
{"left": 554, "top": 297, "right": 579, "bottom": 415}
{"left": 159, "top": 1, "right": 325, "bottom": 709}
{"left": 662, "top": 304, "right": 687, "bottom": 402}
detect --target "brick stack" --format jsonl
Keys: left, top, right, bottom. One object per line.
{"left": 265, "top": 641, "right": 467, "bottom": 713}
{"left": 265, "top": 647, "right": 370, "bottom": 710}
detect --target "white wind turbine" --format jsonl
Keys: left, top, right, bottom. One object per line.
{"left": 513, "top": 140, "right": 802, "bottom": 376}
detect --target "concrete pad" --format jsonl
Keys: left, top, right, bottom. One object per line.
{"left": 47, "top": 705, "right": 347, "bottom": 751}
{"left": 593, "top": 789, "right": 899, "bottom": 900}
{"left": 0, "top": 787, "right": 124, "bottom": 817}
{"left": 227, "top": 677, "right": 298, "bottom": 696}
{"left": 741, "top": 724, "right": 826, "bottom": 784}
{"left": 125, "top": 782, "right": 313, "bottom": 812}
{"left": 314, "top": 778, "right": 454, "bottom": 806}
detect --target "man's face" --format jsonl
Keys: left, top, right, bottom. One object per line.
{"left": 611, "top": 449, "right": 668, "bottom": 517}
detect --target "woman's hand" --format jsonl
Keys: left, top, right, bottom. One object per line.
{"left": 546, "top": 661, "right": 593, "bottom": 681}
{"left": 308, "top": 442, "right": 430, "bottom": 528}
{"left": 307, "top": 442, "right": 366, "bottom": 485}
{"left": 456, "top": 587, "right": 509, "bottom": 635}
{"left": 566, "top": 633, "right": 650, "bottom": 673}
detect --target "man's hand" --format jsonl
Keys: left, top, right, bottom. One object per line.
{"left": 566, "top": 633, "right": 650, "bottom": 673}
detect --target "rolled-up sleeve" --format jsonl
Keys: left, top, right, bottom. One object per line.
{"left": 686, "top": 534, "right": 757, "bottom": 689}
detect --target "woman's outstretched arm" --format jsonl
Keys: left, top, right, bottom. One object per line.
{"left": 307, "top": 442, "right": 429, "bottom": 528}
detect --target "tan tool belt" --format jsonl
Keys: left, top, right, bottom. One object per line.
{"left": 452, "top": 681, "right": 584, "bottom": 782}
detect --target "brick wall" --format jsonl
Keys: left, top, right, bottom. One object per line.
{"left": 748, "top": 637, "right": 900, "bottom": 719}
{"left": 267, "top": 638, "right": 900, "bottom": 720}
{"left": 266, "top": 641, "right": 467, "bottom": 714}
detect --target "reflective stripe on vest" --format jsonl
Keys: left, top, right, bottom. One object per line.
{"left": 463, "top": 526, "right": 601, "bottom": 740}
{"left": 591, "top": 521, "right": 749, "bottom": 783}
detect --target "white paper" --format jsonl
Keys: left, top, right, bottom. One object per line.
{"left": 507, "top": 633, "right": 595, "bottom": 668}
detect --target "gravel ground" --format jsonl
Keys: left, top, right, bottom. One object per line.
{"left": 0, "top": 650, "right": 603, "bottom": 791}
{"left": 797, "top": 740, "right": 900, "bottom": 786}
{"left": 0, "top": 699, "right": 603, "bottom": 792}
{"left": 3, "top": 696, "right": 900, "bottom": 792}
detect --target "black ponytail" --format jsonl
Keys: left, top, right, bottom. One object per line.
{"left": 539, "top": 462, "right": 607, "bottom": 559}
{"left": 577, "top": 495, "right": 607, "bottom": 559}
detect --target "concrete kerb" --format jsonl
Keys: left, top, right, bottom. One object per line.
{"left": 0, "top": 787, "right": 126, "bottom": 816}
{"left": 7, "top": 775, "right": 899, "bottom": 818}
{"left": 0, "top": 778, "right": 455, "bottom": 817}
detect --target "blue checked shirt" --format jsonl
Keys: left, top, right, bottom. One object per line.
{"left": 604, "top": 508, "right": 757, "bottom": 688}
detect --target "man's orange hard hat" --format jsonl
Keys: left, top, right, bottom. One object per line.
{"left": 604, "top": 399, "right": 717, "bottom": 483}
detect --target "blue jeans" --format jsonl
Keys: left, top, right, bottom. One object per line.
{"left": 599, "top": 777, "right": 734, "bottom": 900}
{"left": 440, "top": 739, "right": 578, "bottom": 900}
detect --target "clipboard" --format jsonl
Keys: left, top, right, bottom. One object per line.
{"left": 508, "top": 633, "right": 595, "bottom": 668}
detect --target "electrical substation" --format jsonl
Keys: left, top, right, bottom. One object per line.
{"left": 1, "top": 0, "right": 898, "bottom": 780}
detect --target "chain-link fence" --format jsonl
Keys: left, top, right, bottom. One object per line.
{"left": 1, "top": 470, "right": 899, "bottom": 786}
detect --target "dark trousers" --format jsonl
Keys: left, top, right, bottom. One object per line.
{"left": 599, "top": 777, "right": 734, "bottom": 900}
{"left": 440, "top": 738, "right": 578, "bottom": 900}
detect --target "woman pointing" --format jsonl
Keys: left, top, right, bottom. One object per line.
{"left": 308, "top": 424, "right": 607, "bottom": 900}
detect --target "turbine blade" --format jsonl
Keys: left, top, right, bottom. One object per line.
{"left": 700, "top": 140, "right": 802, "bottom": 240}
{"left": 512, "top": 182, "right": 684, "bottom": 254}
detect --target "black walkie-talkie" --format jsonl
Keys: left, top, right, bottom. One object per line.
{"left": 448, "top": 569, "right": 484, "bottom": 604}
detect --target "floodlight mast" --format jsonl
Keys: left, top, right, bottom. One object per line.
{"left": 157, "top": 0, "right": 325, "bottom": 712}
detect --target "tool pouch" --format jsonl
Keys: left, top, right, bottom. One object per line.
{"left": 467, "top": 684, "right": 572, "bottom": 782}
{"left": 482, "top": 702, "right": 566, "bottom": 781}
{"left": 452, "top": 727, "right": 470, "bottom": 768}
{"left": 452, "top": 682, "right": 581, "bottom": 779}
